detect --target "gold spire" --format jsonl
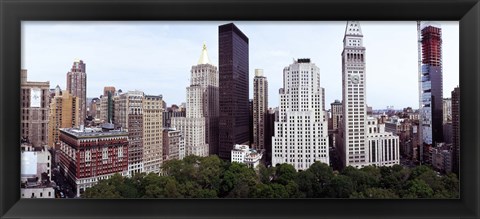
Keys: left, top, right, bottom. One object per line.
{"left": 197, "top": 42, "right": 211, "bottom": 65}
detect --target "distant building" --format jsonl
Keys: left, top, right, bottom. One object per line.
{"left": 443, "top": 98, "right": 452, "bottom": 124}
{"left": 20, "top": 69, "right": 50, "bottom": 147}
{"left": 218, "top": 23, "right": 250, "bottom": 160}
{"left": 231, "top": 144, "right": 263, "bottom": 169}
{"left": 431, "top": 143, "right": 452, "bottom": 173}
{"left": 162, "top": 110, "right": 186, "bottom": 128}
{"left": 58, "top": 126, "right": 129, "bottom": 197}
{"left": 331, "top": 100, "right": 343, "bottom": 130}
{"left": 48, "top": 87, "right": 81, "bottom": 148}
{"left": 451, "top": 86, "right": 460, "bottom": 174}
{"left": 264, "top": 108, "right": 277, "bottom": 165}
{"left": 162, "top": 128, "right": 185, "bottom": 161}
{"left": 88, "top": 97, "right": 100, "bottom": 118}
{"left": 66, "top": 59, "right": 87, "bottom": 125}
{"left": 272, "top": 58, "right": 329, "bottom": 171}
{"left": 20, "top": 144, "right": 55, "bottom": 199}
{"left": 253, "top": 69, "right": 268, "bottom": 152}
{"left": 103, "top": 86, "right": 116, "bottom": 97}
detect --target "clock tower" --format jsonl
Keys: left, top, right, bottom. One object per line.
{"left": 341, "top": 21, "right": 368, "bottom": 168}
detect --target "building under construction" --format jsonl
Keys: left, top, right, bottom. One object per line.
{"left": 419, "top": 22, "right": 444, "bottom": 156}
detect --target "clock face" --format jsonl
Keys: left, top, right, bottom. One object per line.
{"left": 350, "top": 75, "right": 360, "bottom": 84}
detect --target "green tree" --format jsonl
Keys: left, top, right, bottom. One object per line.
{"left": 274, "top": 163, "right": 297, "bottom": 185}
{"left": 258, "top": 164, "right": 275, "bottom": 184}
{"left": 327, "top": 175, "right": 354, "bottom": 198}
{"left": 359, "top": 188, "right": 399, "bottom": 198}
{"left": 220, "top": 162, "right": 258, "bottom": 198}
{"left": 404, "top": 179, "right": 434, "bottom": 198}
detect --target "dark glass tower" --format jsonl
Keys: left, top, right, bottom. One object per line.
{"left": 420, "top": 24, "right": 444, "bottom": 146}
{"left": 218, "top": 23, "right": 249, "bottom": 160}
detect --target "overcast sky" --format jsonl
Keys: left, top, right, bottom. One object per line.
{"left": 22, "top": 21, "right": 459, "bottom": 110}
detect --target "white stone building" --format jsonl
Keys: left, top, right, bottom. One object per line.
{"left": 231, "top": 144, "right": 263, "bottom": 168}
{"left": 339, "top": 21, "right": 401, "bottom": 169}
{"left": 365, "top": 117, "right": 400, "bottom": 166}
{"left": 172, "top": 43, "right": 219, "bottom": 157}
{"left": 340, "top": 21, "right": 369, "bottom": 168}
{"left": 272, "top": 58, "right": 329, "bottom": 171}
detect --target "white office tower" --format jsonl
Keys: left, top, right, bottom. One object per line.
{"left": 340, "top": 21, "right": 369, "bottom": 168}
{"left": 172, "top": 43, "right": 219, "bottom": 157}
{"left": 272, "top": 58, "right": 329, "bottom": 171}
{"left": 340, "top": 21, "right": 400, "bottom": 168}
{"left": 366, "top": 117, "right": 400, "bottom": 166}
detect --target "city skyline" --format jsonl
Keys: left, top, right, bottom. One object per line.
{"left": 22, "top": 21, "right": 459, "bottom": 110}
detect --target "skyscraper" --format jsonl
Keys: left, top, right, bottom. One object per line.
{"left": 420, "top": 22, "right": 444, "bottom": 146}
{"left": 218, "top": 23, "right": 250, "bottom": 160}
{"left": 451, "top": 86, "right": 460, "bottom": 174}
{"left": 339, "top": 21, "right": 399, "bottom": 168}
{"left": 272, "top": 58, "right": 329, "bottom": 171}
{"left": 253, "top": 69, "right": 268, "bottom": 151}
{"left": 66, "top": 59, "right": 87, "bottom": 125}
{"left": 340, "top": 21, "right": 368, "bottom": 168}
{"left": 172, "top": 43, "right": 219, "bottom": 157}
{"left": 20, "top": 69, "right": 50, "bottom": 147}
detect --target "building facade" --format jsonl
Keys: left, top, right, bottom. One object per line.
{"left": 443, "top": 98, "right": 452, "bottom": 124}
{"left": 162, "top": 128, "right": 185, "bottom": 161}
{"left": 231, "top": 144, "right": 263, "bottom": 168}
{"left": 20, "top": 144, "right": 55, "bottom": 198}
{"left": 142, "top": 95, "right": 164, "bottom": 174}
{"left": 365, "top": 117, "right": 400, "bottom": 166}
{"left": 253, "top": 69, "right": 268, "bottom": 151}
{"left": 21, "top": 69, "right": 50, "bottom": 147}
{"left": 420, "top": 22, "right": 444, "bottom": 146}
{"left": 331, "top": 100, "right": 343, "bottom": 130}
{"left": 272, "top": 59, "right": 329, "bottom": 170}
{"left": 340, "top": 21, "right": 368, "bottom": 168}
{"left": 172, "top": 43, "right": 218, "bottom": 157}
{"left": 451, "top": 86, "right": 460, "bottom": 174}
{"left": 48, "top": 87, "right": 81, "bottom": 148}
{"left": 66, "top": 59, "right": 87, "bottom": 126}
{"left": 218, "top": 23, "right": 250, "bottom": 160}
{"left": 58, "top": 127, "right": 129, "bottom": 197}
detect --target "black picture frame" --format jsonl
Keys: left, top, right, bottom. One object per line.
{"left": 1, "top": 0, "right": 479, "bottom": 218}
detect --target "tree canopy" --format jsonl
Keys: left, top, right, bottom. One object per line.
{"left": 82, "top": 155, "right": 459, "bottom": 199}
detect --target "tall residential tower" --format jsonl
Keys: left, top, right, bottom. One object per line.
{"left": 253, "top": 69, "right": 268, "bottom": 151}
{"left": 66, "top": 59, "right": 87, "bottom": 125}
{"left": 420, "top": 22, "right": 444, "bottom": 146}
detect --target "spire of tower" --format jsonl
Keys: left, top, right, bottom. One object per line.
{"left": 345, "top": 21, "right": 363, "bottom": 36}
{"left": 197, "top": 42, "right": 211, "bottom": 64}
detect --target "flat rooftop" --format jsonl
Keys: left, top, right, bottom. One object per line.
{"left": 60, "top": 127, "right": 128, "bottom": 139}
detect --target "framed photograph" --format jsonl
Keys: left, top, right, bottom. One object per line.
{"left": 1, "top": 0, "right": 479, "bottom": 218}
